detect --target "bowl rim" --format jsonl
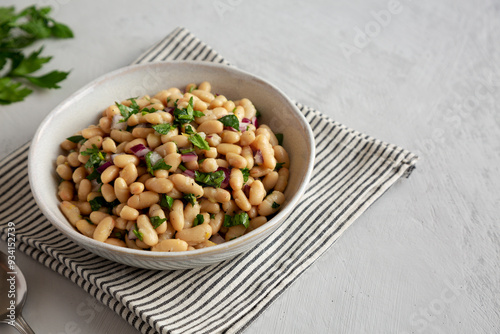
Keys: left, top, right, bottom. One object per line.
{"left": 29, "top": 60, "right": 315, "bottom": 260}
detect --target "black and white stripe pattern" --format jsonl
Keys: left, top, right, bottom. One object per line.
{"left": 0, "top": 27, "right": 418, "bottom": 334}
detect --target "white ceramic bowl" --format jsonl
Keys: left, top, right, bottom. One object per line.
{"left": 29, "top": 61, "right": 315, "bottom": 270}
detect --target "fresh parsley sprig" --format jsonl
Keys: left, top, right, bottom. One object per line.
{"left": 194, "top": 170, "right": 225, "bottom": 188}
{"left": 0, "top": 5, "right": 73, "bottom": 105}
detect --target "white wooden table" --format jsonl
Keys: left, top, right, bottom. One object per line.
{"left": 1, "top": 0, "right": 499, "bottom": 333}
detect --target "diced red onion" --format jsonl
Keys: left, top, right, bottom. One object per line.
{"left": 128, "top": 229, "right": 137, "bottom": 240}
{"left": 206, "top": 135, "right": 213, "bottom": 139}
{"left": 217, "top": 167, "right": 230, "bottom": 188}
{"left": 111, "top": 115, "right": 127, "bottom": 130}
{"left": 224, "top": 126, "right": 237, "bottom": 132}
{"left": 243, "top": 184, "right": 250, "bottom": 197}
{"left": 183, "top": 169, "right": 196, "bottom": 179}
{"left": 97, "top": 161, "right": 113, "bottom": 174}
{"left": 181, "top": 152, "right": 198, "bottom": 162}
{"left": 254, "top": 150, "right": 263, "bottom": 164}
{"left": 210, "top": 234, "right": 225, "bottom": 244}
{"left": 130, "top": 144, "right": 150, "bottom": 158}
{"left": 239, "top": 118, "right": 252, "bottom": 132}
{"left": 251, "top": 116, "right": 258, "bottom": 128}
{"left": 164, "top": 107, "right": 174, "bottom": 115}
{"left": 135, "top": 123, "right": 147, "bottom": 128}
{"left": 149, "top": 151, "right": 162, "bottom": 166}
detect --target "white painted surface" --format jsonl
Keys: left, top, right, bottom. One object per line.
{"left": 1, "top": 0, "right": 499, "bottom": 333}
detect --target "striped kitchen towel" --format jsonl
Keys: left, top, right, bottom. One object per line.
{"left": 0, "top": 27, "right": 418, "bottom": 334}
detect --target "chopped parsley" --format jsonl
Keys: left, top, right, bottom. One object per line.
{"left": 173, "top": 97, "right": 204, "bottom": 125}
{"left": 115, "top": 98, "right": 140, "bottom": 123}
{"left": 88, "top": 196, "right": 119, "bottom": 212}
{"left": 194, "top": 170, "right": 225, "bottom": 188}
{"left": 188, "top": 85, "right": 196, "bottom": 93}
{"left": 240, "top": 168, "right": 250, "bottom": 182}
{"left": 223, "top": 212, "right": 250, "bottom": 228}
{"left": 192, "top": 214, "right": 204, "bottom": 227}
{"left": 272, "top": 202, "right": 280, "bottom": 209}
{"left": 178, "top": 164, "right": 187, "bottom": 172}
{"left": 86, "top": 169, "right": 101, "bottom": 182}
{"left": 145, "top": 151, "right": 171, "bottom": 175}
{"left": 256, "top": 110, "right": 261, "bottom": 117}
{"left": 150, "top": 216, "right": 167, "bottom": 229}
{"left": 189, "top": 133, "right": 210, "bottom": 150}
{"left": 160, "top": 194, "right": 174, "bottom": 209}
{"left": 218, "top": 114, "right": 239, "bottom": 131}
{"left": 184, "top": 125, "right": 195, "bottom": 135}
{"left": 132, "top": 224, "right": 143, "bottom": 241}
{"left": 183, "top": 193, "right": 198, "bottom": 206}
{"left": 275, "top": 133, "right": 284, "bottom": 146}
{"left": 180, "top": 147, "right": 195, "bottom": 154}
{"left": 152, "top": 123, "right": 176, "bottom": 135}
{"left": 0, "top": 5, "right": 73, "bottom": 105}
{"left": 66, "top": 135, "right": 86, "bottom": 143}
{"left": 80, "top": 144, "right": 105, "bottom": 169}
{"left": 274, "top": 162, "right": 285, "bottom": 171}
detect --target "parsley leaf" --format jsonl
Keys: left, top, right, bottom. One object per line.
{"left": 218, "top": 114, "right": 240, "bottom": 131}
{"left": 132, "top": 224, "right": 144, "bottom": 241}
{"left": 150, "top": 216, "right": 167, "bottom": 229}
{"left": 194, "top": 170, "right": 225, "bottom": 188}
{"left": 152, "top": 123, "right": 176, "bottom": 135}
{"left": 240, "top": 168, "right": 250, "bottom": 182}
{"left": 189, "top": 133, "right": 210, "bottom": 150}
{"left": 184, "top": 125, "right": 195, "bottom": 135}
{"left": 275, "top": 133, "right": 284, "bottom": 146}
{"left": 183, "top": 193, "right": 198, "bottom": 206}
{"left": 66, "top": 135, "right": 86, "bottom": 143}
{"left": 88, "top": 196, "right": 119, "bottom": 212}
{"left": 145, "top": 151, "right": 171, "bottom": 175}
{"left": 160, "top": 194, "right": 174, "bottom": 209}
{"left": 173, "top": 97, "right": 204, "bottom": 125}
{"left": 188, "top": 85, "right": 196, "bottom": 93}
{"left": 274, "top": 162, "right": 285, "bottom": 171}
{"left": 0, "top": 77, "right": 32, "bottom": 105}
{"left": 256, "top": 110, "right": 261, "bottom": 117}
{"left": 0, "top": 5, "right": 73, "bottom": 104}
{"left": 223, "top": 212, "right": 250, "bottom": 228}
{"left": 272, "top": 202, "right": 281, "bottom": 209}
{"left": 81, "top": 144, "right": 105, "bottom": 169}
{"left": 193, "top": 214, "right": 204, "bottom": 227}
{"left": 115, "top": 99, "right": 140, "bottom": 123}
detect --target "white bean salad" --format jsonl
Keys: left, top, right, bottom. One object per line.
{"left": 56, "top": 82, "right": 290, "bottom": 251}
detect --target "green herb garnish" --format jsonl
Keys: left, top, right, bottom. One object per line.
{"left": 150, "top": 216, "right": 167, "bottom": 229}
{"left": 218, "top": 114, "right": 240, "bottom": 131}
{"left": 183, "top": 193, "right": 198, "bottom": 206}
{"left": 188, "top": 85, "right": 196, "bottom": 93}
{"left": 66, "top": 135, "right": 85, "bottom": 143}
{"left": 160, "top": 194, "right": 174, "bottom": 209}
{"left": 115, "top": 98, "right": 140, "bottom": 123}
{"left": 240, "top": 168, "right": 250, "bottom": 183}
{"left": 132, "top": 224, "right": 143, "bottom": 241}
{"left": 256, "top": 110, "right": 261, "bottom": 117}
{"left": 184, "top": 125, "right": 195, "bottom": 135}
{"left": 178, "top": 164, "right": 187, "bottom": 172}
{"left": 193, "top": 214, "right": 204, "bottom": 227}
{"left": 180, "top": 147, "right": 195, "bottom": 154}
{"left": 194, "top": 170, "right": 225, "bottom": 188}
{"left": 276, "top": 133, "right": 284, "bottom": 146}
{"left": 145, "top": 151, "right": 171, "bottom": 175}
{"left": 152, "top": 123, "right": 176, "bottom": 135}
{"left": 223, "top": 212, "right": 250, "bottom": 228}
{"left": 173, "top": 97, "right": 204, "bottom": 125}
{"left": 274, "top": 162, "right": 284, "bottom": 171}
{"left": 0, "top": 5, "right": 73, "bottom": 105}
{"left": 189, "top": 133, "right": 210, "bottom": 150}
{"left": 80, "top": 144, "right": 105, "bottom": 169}
{"left": 272, "top": 202, "right": 280, "bottom": 209}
